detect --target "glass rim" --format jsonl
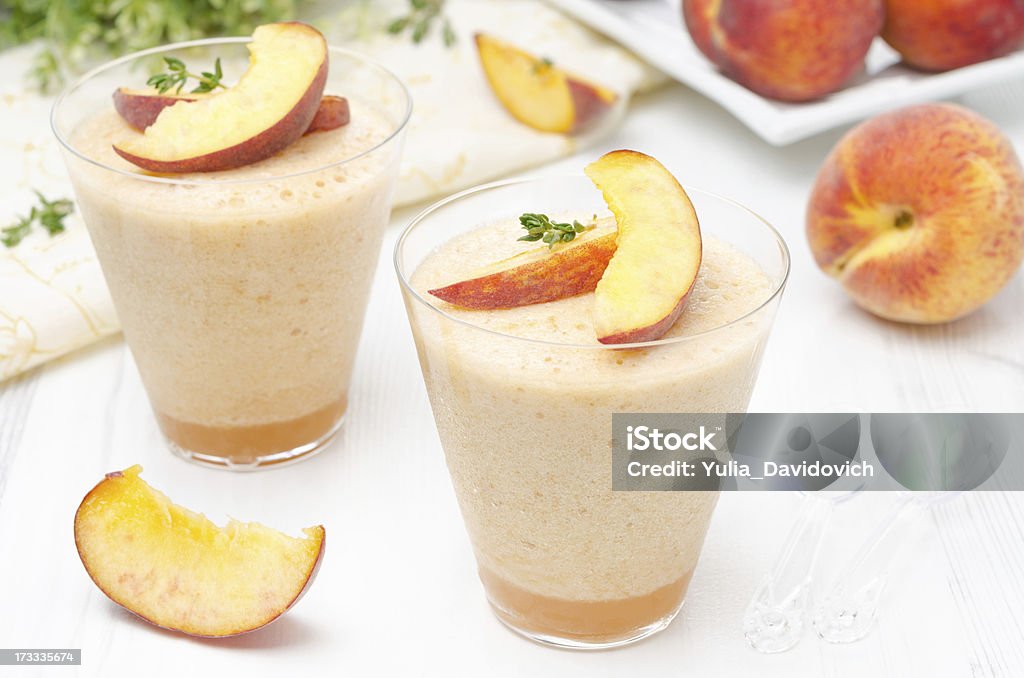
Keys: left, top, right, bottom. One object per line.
{"left": 393, "top": 174, "right": 792, "bottom": 351}
{"left": 50, "top": 36, "right": 413, "bottom": 187}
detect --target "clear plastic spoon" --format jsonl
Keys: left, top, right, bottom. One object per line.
{"left": 743, "top": 490, "right": 859, "bottom": 653}
{"left": 812, "top": 491, "right": 960, "bottom": 643}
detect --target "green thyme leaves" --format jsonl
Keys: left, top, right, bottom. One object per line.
{"left": 146, "top": 57, "right": 226, "bottom": 94}
{"left": 388, "top": 0, "right": 456, "bottom": 47}
{"left": 2, "top": 192, "right": 74, "bottom": 248}
{"left": 518, "top": 213, "right": 589, "bottom": 249}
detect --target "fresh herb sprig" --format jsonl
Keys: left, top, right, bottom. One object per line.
{"left": 388, "top": 0, "right": 456, "bottom": 47}
{"left": 2, "top": 192, "right": 74, "bottom": 248}
{"left": 147, "top": 57, "right": 226, "bottom": 94}
{"left": 518, "top": 213, "right": 590, "bottom": 249}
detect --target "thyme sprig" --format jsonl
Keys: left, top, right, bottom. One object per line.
{"left": 388, "top": 0, "right": 456, "bottom": 47}
{"left": 147, "top": 57, "right": 226, "bottom": 94}
{"left": 518, "top": 213, "right": 589, "bottom": 249}
{"left": 2, "top": 192, "right": 74, "bottom": 248}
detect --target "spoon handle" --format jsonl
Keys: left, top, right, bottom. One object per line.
{"left": 812, "top": 494, "right": 923, "bottom": 643}
{"left": 744, "top": 494, "right": 833, "bottom": 653}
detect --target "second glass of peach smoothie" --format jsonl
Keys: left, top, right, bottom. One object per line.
{"left": 53, "top": 24, "right": 410, "bottom": 468}
{"left": 397, "top": 152, "right": 789, "bottom": 648}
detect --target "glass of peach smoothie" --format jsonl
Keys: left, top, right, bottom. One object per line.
{"left": 396, "top": 161, "right": 789, "bottom": 648}
{"left": 53, "top": 27, "right": 411, "bottom": 469}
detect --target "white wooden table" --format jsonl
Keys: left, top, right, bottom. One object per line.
{"left": 1, "top": 79, "right": 1023, "bottom": 677}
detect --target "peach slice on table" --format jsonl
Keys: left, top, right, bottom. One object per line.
{"left": 113, "top": 22, "right": 328, "bottom": 173}
{"left": 475, "top": 33, "right": 618, "bottom": 134}
{"left": 585, "top": 150, "right": 703, "bottom": 344}
{"left": 429, "top": 220, "right": 618, "bottom": 309}
{"left": 114, "top": 89, "right": 350, "bottom": 135}
{"left": 74, "top": 465, "right": 325, "bottom": 638}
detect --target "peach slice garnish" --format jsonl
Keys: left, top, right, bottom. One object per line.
{"left": 114, "top": 89, "right": 350, "bottom": 135}
{"left": 429, "top": 220, "right": 617, "bottom": 309}
{"left": 306, "top": 95, "right": 351, "bottom": 134}
{"left": 475, "top": 33, "right": 617, "bottom": 135}
{"left": 585, "top": 150, "right": 703, "bottom": 344}
{"left": 114, "top": 22, "right": 328, "bottom": 173}
{"left": 74, "top": 465, "right": 325, "bottom": 638}
{"left": 112, "top": 88, "right": 199, "bottom": 130}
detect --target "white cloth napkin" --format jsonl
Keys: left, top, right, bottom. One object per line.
{"left": 0, "top": 0, "right": 662, "bottom": 381}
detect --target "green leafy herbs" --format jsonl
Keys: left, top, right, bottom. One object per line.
{"left": 518, "top": 213, "right": 591, "bottom": 249}
{"left": 388, "top": 0, "right": 456, "bottom": 47}
{"left": 0, "top": 0, "right": 297, "bottom": 92}
{"left": 147, "top": 57, "right": 226, "bottom": 94}
{"left": 2, "top": 192, "right": 74, "bottom": 248}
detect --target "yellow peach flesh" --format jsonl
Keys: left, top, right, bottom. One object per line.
{"left": 585, "top": 150, "right": 703, "bottom": 344}
{"left": 114, "top": 22, "right": 327, "bottom": 172}
{"left": 74, "top": 465, "right": 324, "bottom": 637}
{"left": 475, "top": 33, "right": 617, "bottom": 134}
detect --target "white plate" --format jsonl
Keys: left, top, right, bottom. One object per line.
{"left": 546, "top": 0, "right": 1024, "bottom": 145}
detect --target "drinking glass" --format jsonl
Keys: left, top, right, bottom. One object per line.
{"left": 395, "top": 175, "right": 790, "bottom": 648}
{"left": 52, "top": 38, "right": 411, "bottom": 469}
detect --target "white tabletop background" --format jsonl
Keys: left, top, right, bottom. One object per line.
{"left": 1, "top": 75, "right": 1023, "bottom": 676}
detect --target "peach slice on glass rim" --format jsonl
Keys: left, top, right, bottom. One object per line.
{"left": 113, "top": 21, "right": 328, "bottom": 173}
{"left": 74, "top": 465, "right": 325, "bottom": 638}
{"left": 113, "top": 88, "right": 350, "bottom": 135}
{"left": 306, "top": 95, "right": 351, "bottom": 134}
{"left": 585, "top": 150, "right": 703, "bottom": 344}
{"left": 112, "top": 88, "right": 201, "bottom": 130}
{"left": 429, "top": 219, "right": 618, "bottom": 309}
{"left": 475, "top": 33, "right": 618, "bottom": 135}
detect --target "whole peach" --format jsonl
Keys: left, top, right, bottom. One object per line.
{"left": 807, "top": 104, "right": 1024, "bottom": 323}
{"left": 682, "top": 0, "right": 884, "bottom": 102}
{"left": 882, "top": 0, "right": 1024, "bottom": 72}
